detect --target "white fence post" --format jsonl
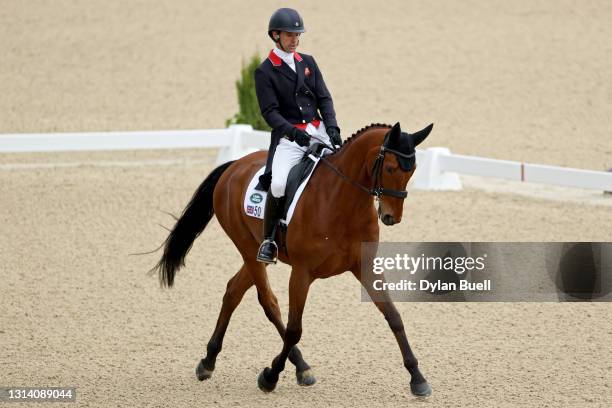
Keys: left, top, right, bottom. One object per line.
{"left": 215, "top": 124, "right": 271, "bottom": 164}
{"left": 412, "top": 147, "right": 462, "bottom": 190}
{"left": 216, "top": 124, "right": 250, "bottom": 164}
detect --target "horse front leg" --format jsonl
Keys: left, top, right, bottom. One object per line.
{"left": 257, "top": 269, "right": 312, "bottom": 392}
{"left": 352, "top": 269, "right": 432, "bottom": 397}
{"left": 250, "top": 260, "right": 315, "bottom": 386}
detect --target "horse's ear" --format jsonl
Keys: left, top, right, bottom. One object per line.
{"left": 388, "top": 122, "right": 402, "bottom": 145}
{"left": 412, "top": 123, "right": 433, "bottom": 147}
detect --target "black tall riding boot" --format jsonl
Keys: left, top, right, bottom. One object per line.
{"left": 256, "top": 195, "right": 285, "bottom": 264}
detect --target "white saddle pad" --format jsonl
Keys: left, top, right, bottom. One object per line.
{"left": 244, "top": 154, "right": 321, "bottom": 225}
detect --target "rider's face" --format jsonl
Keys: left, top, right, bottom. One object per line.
{"left": 277, "top": 31, "right": 300, "bottom": 52}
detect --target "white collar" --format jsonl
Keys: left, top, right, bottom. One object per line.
{"left": 273, "top": 46, "right": 294, "bottom": 60}
{"left": 273, "top": 47, "right": 296, "bottom": 70}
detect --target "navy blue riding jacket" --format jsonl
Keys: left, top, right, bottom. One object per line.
{"left": 254, "top": 50, "right": 338, "bottom": 182}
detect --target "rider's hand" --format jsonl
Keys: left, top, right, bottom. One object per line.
{"left": 291, "top": 128, "right": 311, "bottom": 147}
{"left": 327, "top": 126, "right": 342, "bottom": 146}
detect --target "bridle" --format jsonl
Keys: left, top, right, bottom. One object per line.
{"left": 315, "top": 134, "right": 415, "bottom": 200}
{"left": 368, "top": 145, "right": 415, "bottom": 199}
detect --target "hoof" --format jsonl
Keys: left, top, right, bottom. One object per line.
{"left": 196, "top": 359, "right": 213, "bottom": 381}
{"left": 257, "top": 368, "right": 277, "bottom": 392}
{"left": 410, "top": 381, "right": 432, "bottom": 397}
{"left": 296, "top": 369, "right": 316, "bottom": 386}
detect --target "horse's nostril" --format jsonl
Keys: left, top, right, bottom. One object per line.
{"left": 382, "top": 215, "right": 395, "bottom": 225}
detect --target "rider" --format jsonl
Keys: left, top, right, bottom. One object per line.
{"left": 254, "top": 8, "right": 342, "bottom": 264}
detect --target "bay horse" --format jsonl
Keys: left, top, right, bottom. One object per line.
{"left": 153, "top": 122, "right": 434, "bottom": 397}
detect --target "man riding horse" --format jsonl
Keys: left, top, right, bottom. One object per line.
{"left": 152, "top": 7, "right": 434, "bottom": 399}
{"left": 254, "top": 8, "right": 342, "bottom": 264}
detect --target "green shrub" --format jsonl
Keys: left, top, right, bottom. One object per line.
{"left": 226, "top": 54, "right": 271, "bottom": 131}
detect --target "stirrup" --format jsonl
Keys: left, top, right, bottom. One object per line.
{"left": 257, "top": 239, "right": 278, "bottom": 264}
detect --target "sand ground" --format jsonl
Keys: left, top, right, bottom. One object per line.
{"left": 1, "top": 149, "right": 611, "bottom": 407}
{"left": 1, "top": 1, "right": 611, "bottom": 407}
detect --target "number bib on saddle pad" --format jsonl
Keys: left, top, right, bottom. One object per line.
{"left": 244, "top": 151, "right": 322, "bottom": 225}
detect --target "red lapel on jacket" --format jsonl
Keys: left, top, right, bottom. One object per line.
{"left": 268, "top": 50, "right": 282, "bottom": 67}
{"left": 268, "top": 50, "right": 304, "bottom": 66}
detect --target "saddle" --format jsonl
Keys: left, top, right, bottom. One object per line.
{"left": 244, "top": 143, "right": 328, "bottom": 224}
{"left": 282, "top": 143, "right": 327, "bottom": 216}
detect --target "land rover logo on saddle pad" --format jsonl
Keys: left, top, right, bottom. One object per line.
{"left": 250, "top": 193, "right": 263, "bottom": 204}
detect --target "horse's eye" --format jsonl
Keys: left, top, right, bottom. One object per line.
{"left": 385, "top": 166, "right": 394, "bottom": 174}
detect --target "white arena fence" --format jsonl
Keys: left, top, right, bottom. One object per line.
{"left": 0, "top": 125, "right": 611, "bottom": 192}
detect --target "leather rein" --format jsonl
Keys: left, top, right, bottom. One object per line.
{"left": 315, "top": 137, "right": 414, "bottom": 200}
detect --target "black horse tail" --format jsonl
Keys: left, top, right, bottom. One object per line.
{"left": 154, "top": 161, "right": 235, "bottom": 287}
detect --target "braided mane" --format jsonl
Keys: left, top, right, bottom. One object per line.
{"left": 341, "top": 123, "right": 392, "bottom": 147}
{"left": 323, "top": 123, "right": 393, "bottom": 157}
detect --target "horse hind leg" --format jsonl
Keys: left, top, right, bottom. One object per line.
{"left": 196, "top": 264, "right": 254, "bottom": 381}
{"left": 250, "top": 261, "right": 316, "bottom": 386}
{"left": 195, "top": 260, "right": 315, "bottom": 385}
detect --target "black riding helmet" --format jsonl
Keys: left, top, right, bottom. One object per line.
{"left": 268, "top": 8, "right": 305, "bottom": 41}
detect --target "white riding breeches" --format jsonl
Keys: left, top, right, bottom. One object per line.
{"left": 270, "top": 121, "right": 332, "bottom": 198}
